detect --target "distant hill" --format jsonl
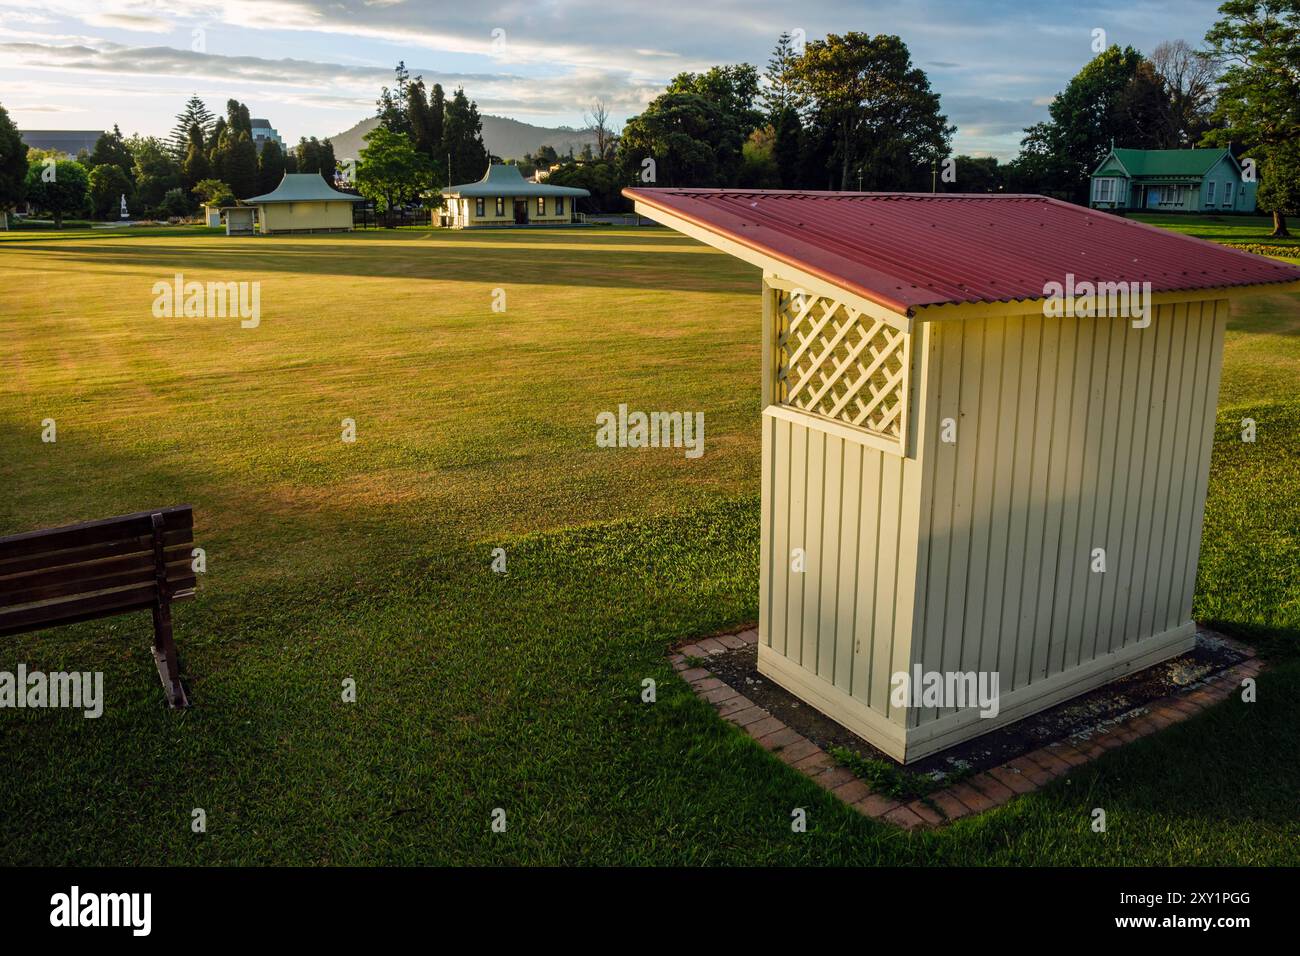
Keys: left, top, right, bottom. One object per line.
{"left": 328, "top": 114, "right": 598, "bottom": 165}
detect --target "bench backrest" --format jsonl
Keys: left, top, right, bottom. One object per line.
{"left": 0, "top": 506, "right": 195, "bottom": 637}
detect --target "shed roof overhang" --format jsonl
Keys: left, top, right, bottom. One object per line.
{"left": 624, "top": 188, "right": 1300, "bottom": 323}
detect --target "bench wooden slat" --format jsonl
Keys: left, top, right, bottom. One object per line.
{"left": 0, "top": 583, "right": 162, "bottom": 636}
{"left": 0, "top": 543, "right": 192, "bottom": 592}
{"left": 0, "top": 505, "right": 193, "bottom": 562}
{"left": 2, "top": 561, "right": 195, "bottom": 609}
{"left": 0, "top": 527, "right": 193, "bottom": 577}
{"left": 0, "top": 587, "right": 196, "bottom": 638}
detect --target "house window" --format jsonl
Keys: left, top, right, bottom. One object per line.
{"left": 1206, "top": 181, "right": 1216, "bottom": 205}
{"left": 475, "top": 198, "right": 485, "bottom": 217}
{"left": 555, "top": 197, "right": 564, "bottom": 215}
{"left": 1093, "top": 177, "right": 1121, "bottom": 203}
{"left": 1159, "top": 185, "right": 1186, "bottom": 206}
{"left": 494, "top": 197, "right": 505, "bottom": 216}
{"left": 537, "top": 196, "right": 546, "bottom": 216}
{"left": 1223, "top": 182, "right": 1234, "bottom": 208}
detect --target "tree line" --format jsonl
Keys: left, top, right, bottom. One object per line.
{"left": 353, "top": 62, "right": 491, "bottom": 212}
{"left": 0, "top": 94, "right": 340, "bottom": 225}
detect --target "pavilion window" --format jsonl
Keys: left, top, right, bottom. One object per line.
{"left": 537, "top": 197, "right": 546, "bottom": 216}
{"left": 1223, "top": 182, "right": 1234, "bottom": 207}
{"left": 1093, "top": 178, "right": 1120, "bottom": 203}
{"left": 475, "top": 198, "right": 485, "bottom": 217}
{"left": 555, "top": 197, "right": 564, "bottom": 215}
{"left": 1206, "top": 181, "right": 1217, "bottom": 205}
{"left": 495, "top": 197, "right": 505, "bottom": 216}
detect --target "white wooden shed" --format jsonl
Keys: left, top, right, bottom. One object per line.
{"left": 625, "top": 187, "right": 1300, "bottom": 762}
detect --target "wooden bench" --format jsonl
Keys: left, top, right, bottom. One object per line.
{"left": 0, "top": 506, "right": 197, "bottom": 707}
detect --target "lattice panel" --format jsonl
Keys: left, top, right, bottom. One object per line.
{"left": 774, "top": 289, "right": 908, "bottom": 442}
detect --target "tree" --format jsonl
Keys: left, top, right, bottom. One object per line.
{"left": 442, "top": 87, "right": 489, "bottom": 184}
{"left": 376, "top": 61, "right": 412, "bottom": 136}
{"left": 88, "top": 163, "right": 133, "bottom": 218}
{"left": 294, "top": 136, "right": 336, "bottom": 177}
{"left": 24, "top": 159, "right": 90, "bottom": 226}
{"left": 170, "top": 95, "right": 215, "bottom": 158}
{"left": 788, "top": 33, "right": 953, "bottom": 190}
{"left": 257, "top": 139, "right": 286, "bottom": 193}
{"left": 1203, "top": 0, "right": 1300, "bottom": 236}
{"left": 1113, "top": 60, "right": 1173, "bottom": 149}
{"left": 668, "top": 65, "right": 763, "bottom": 135}
{"left": 739, "top": 126, "right": 780, "bottom": 187}
{"left": 192, "top": 178, "right": 236, "bottom": 207}
{"left": 585, "top": 100, "right": 618, "bottom": 160}
{"left": 761, "top": 31, "right": 805, "bottom": 119}
{"left": 225, "top": 99, "right": 252, "bottom": 136}
{"left": 215, "top": 130, "right": 259, "bottom": 198}
{"left": 157, "top": 187, "right": 191, "bottom": 219}
{"left": 545, "top": 159, "right": 625, "bottom": 212}
{"left": 406, "top": 76, "right": 433, "bottom": 155}
{"left": 1149, "top": 40, "right": 1218, "bottom": 146}
{"left": 619, "top": 91, "right": 744, "bottom": 186}
{"left": 89, "top": 125, "right": 133, "bottom": 180}
{"left": 428, "top": 83, "right": 445, "bottom": 160}
{"left": 772, "top": 106, "right": 803, "bottom": 187}
{"left": 0, "top": 103, "right": 28, "bottom": 212}
{"left": 940, "top": 155, "right": 1004, "bottom": 193}
{"left": 355, "top": 125, "right": 433, "bottom": 213}
{"left": 1255, "top": 141, "right": 1300, "bottom": 233}
{"left": 181, "top": 123, "right": 212, "bottom": 190}
{"left": 127, "top": 135, "right": 182, "bottom": 211}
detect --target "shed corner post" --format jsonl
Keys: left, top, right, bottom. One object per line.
{"left": 760, "top": 273, "right": 779, "bottom": 410}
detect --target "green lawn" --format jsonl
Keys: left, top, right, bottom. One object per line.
{"left": 1, "top": 226, "right": 1298, "bottom": 865}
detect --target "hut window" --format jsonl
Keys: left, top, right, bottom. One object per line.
{"left": 494, "top": 197, "right": 505, "bottom": 216}
{"left": 555, "top": 197, "right": 564, "bottom": 215}
{"left": 1223, "top": 182, "right": 1234, "bottom": 207}
{"left": 1206, "top": 181, "right": 1216, "bottom": 204}
{"left": 774, "top": 287, "right": 908, "bottom": 445}
{"left": 475, "top": 198, "right": 485, "bottom": 217}
{"left": 1093, "top": 178, "right": 1119, "bottom": 203}
{"left": 537, "top": 196, "right": 546, "bottom": 216}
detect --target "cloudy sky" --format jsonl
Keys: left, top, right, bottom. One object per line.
{"left": 0, "top": 0, "right": 1224, "bottom": 159}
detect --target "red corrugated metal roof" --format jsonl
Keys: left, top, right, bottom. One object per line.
{"left": 622, "top": 188, "right": 1300, "bottom": 316}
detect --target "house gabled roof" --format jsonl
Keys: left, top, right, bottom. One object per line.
{"left": 242, "top": 173, "right": 364, "bottom": 204}
{"left": 623, "top": 188, "right": 1300, "bottom": 317}
{"left": 444, "top": 164, "right": 590, "bottom": 198}
{"left": 1093, "top": 148, "right": 1236, "bottom": 180}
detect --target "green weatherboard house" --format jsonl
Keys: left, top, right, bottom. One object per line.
{"left": 1089, "top": 147, "right": 1257, "bottom": 213}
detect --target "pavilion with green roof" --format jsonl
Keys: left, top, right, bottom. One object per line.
{"left": 241, "top": 173, "right": 365, "bottom": 235}
{"left": 1090, "top": 147, "right": 1256, "bottom": 213}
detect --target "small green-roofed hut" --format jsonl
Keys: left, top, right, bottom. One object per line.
{"left": 242, "top": 173, "right": 364, "bottom": 234}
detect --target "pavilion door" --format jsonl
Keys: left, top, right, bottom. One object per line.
{"left": 513, "top": 200, "right": 528, "bottom": 224}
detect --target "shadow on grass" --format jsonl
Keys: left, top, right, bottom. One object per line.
{"left": 4, "top": 231, "right": 755, "bottom": 296}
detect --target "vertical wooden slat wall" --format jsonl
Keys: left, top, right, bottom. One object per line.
{"left": 912, "top": 302, "right": 1227, "bottom": 725}
{"left": 760, "top": 412, "right": 921, "bottom": 721}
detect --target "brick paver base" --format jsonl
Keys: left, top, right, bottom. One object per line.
{"left": 671, "top": 629, "right": 1261, "bottom": 831}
